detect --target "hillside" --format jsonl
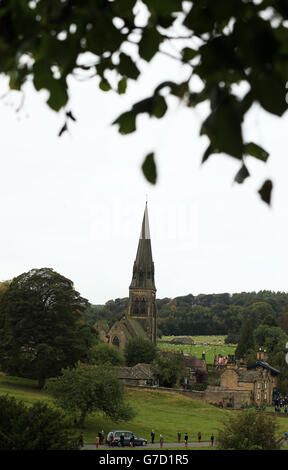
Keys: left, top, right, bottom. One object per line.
{"left": 83, "top": 290, "right": 288, "bottom": 342}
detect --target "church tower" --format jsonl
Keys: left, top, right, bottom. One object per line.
{"left": 127, "top": 202, "right": 157, "bottom": 344}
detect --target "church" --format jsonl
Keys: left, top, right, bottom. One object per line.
{"left": 107, "top": 202, "right": 157, "bottom": 351}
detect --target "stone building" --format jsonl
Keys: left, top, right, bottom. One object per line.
{"left": 116, "top": 363, "right": 155, "bottom": 386}
{"left": 182, "top": 353, "right": 208, "bottom": 386}
{"left": 107, "top": 203, "right": 157, "bottom": 351}
{"left": 220, "top": 349, "right": 280, "bottom": 407}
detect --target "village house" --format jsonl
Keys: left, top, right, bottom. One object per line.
{"left": 182, "top": 353, "right": 208, "bottom": 386}
{"left": 116, "top": 363, "right": 155, "bottom": 386}
{"left": 220, "top": 349, "right": 280, "bottom": 407}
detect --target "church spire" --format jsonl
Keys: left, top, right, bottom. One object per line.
{"left": 128, "top": 202, "right": 157, "bottom": 344}
{"left": 130, "top": 202, "right": 155, "bottom": 290}
{"left": 140, "top": 201, "right": 151, "bottom": 240}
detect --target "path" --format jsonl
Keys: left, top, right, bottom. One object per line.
{"left": 83, "top": 441, "right": 214, "bottom": 450}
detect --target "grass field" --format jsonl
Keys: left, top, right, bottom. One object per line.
{"left": 1, "top": 373, "right": 288, "bottom": 448}
{"left": 157, "top": 335, "right": 236, "bottom": 364}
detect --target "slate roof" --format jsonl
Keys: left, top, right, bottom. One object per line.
{"left": 116, "top": 363, "right": 154, "bottom": 381}
{"left": 247, "top": 361, "right": 280, "bottom": 376}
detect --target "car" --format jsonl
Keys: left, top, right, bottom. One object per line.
{"left": 106, "top": 430, "right": 147, "bottom": 447}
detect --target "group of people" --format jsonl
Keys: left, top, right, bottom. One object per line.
{"left": 274, "top": 397, "right": 288, "bottom": 413}
{"left": 150, "top": 429, "right": 215, "bottom": 447}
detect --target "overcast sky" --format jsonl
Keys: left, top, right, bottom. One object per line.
{"left": 0, "top": 41, "right": 288, "bottom": 306}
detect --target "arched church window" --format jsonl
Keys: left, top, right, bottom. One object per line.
{"left": 134, "top": 297, "right": 139, "bottom": 314}
{"left": 112, "top": 336, "right": 120, "bottom": 348}
{"left": 141, "top": 298, "right": 146, "bottom": 315}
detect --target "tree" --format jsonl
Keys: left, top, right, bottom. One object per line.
{"left": 46, "top": 363, "right": 135, "bottom": 428}
{"left": 0, "top": 394, "right": 80, "bottom": 450}
{"left": 87, "top": 341, "right": 125, "bottom": 366}
{"left": 217, "top": 409, "right": 282, "bottom": 450}
{"left": 2, "top": 1, "right": 288, "bottom": 203}
{"left": 152, "top": 352, "right": 186, "bottom": 388}
{"left": 0, "top": 267, "right": 89, "bottom": 387}
{"left": 124, "top": 337, "right": 157, "bottom": 366}
{"left": 254, "top": 324, "right": 288, "bottom": 354}
{"left": 235, "top": 319, "right": 256, "bottom": 360}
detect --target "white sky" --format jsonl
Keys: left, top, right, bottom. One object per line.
{"left": 0, "top": 44, "right": 288, "bottom": 305}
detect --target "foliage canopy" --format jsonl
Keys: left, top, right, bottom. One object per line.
{"left": 125, "top": 336, "right": 157, "bottom": 366}
{"left": 217, "top": 409, "right": 282, "bottom": 450}
{"left": 2, "top": 0, "right": 288, "bottom": 202}
{"left": 46, "top": 363, "right": 135, "bottom": 428}
{"left": 0, "top": 267, "right": 89, "bottom": 387}
{"left": 0, "top": 394, "right": 80, "bottom": 450}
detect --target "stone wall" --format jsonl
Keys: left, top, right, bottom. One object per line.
{"left": 126, "top": 384, "right": 253, "bottom": 409}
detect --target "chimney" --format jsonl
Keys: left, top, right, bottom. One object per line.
{"left": 257, "top": 348, "right": 268, "bottom": 362}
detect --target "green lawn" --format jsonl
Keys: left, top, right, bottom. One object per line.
{"left": 157, "top": 335, "right": 236, "bottom": 365}
{"left": 1, "top": 373, "right": 288, "bottom": 448}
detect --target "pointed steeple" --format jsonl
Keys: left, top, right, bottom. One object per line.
{"left": 128, "top": 202, "right": 157, "bottom": 344}
{"left": 130, "top": 202, "right": 156, "bottom": 290}
{"left": 140, "top": 202, "right": 151, "bottom": 240}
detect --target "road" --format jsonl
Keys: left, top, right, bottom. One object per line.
{"left": 83, "top": 441, "right": 213, "bottom": 450}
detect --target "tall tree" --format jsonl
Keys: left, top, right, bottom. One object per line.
{"left": 46, "top": 363, "right": 135, "bottom": 428}
{"left": 1, "top": 1, "right": 288, "bottom": 203}
{"left": 151, "top": 352, "right": 186, "bottom": 388}
{"left": 124, "top": 337, "right": 157, "bottom": 366}
{"left": 0, "top": 268, "right": 89, "bottom": 387}
{"left": 235, "top": 319, "right": 255, "bottom": 360}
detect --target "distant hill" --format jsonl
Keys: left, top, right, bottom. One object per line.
{"left": 83, "top": 291, "right": 288, "bottom": 341}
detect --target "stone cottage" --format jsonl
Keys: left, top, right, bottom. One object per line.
{"left": 220, "top": 349, "right": 280, "bottom": 407}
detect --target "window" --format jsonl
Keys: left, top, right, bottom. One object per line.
{"left": 112, "top": 336, "right": 120, "bottom": 348}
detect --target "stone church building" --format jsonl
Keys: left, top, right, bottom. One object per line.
{"left": 107, "top": 203, "right": 157, "bottom": 351}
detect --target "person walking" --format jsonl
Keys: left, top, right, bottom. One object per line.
{"left": 130, "top": 433, "right": 135, "bottom": 448}
{"left": 184, "top": 432, "right": 188, "bottom": 447}
{"left": 160, "top": 434, "right": 164, "bottom": 448}
{"left": 210, "top": 433, "right": 214, "bottom": 447}
{"left": 79, "top": 432, "right": 84, "bottom": 448}
{"left": 101, "top": 430, "right": 105, "bottom": 445}
{"left": 120, "top": 433, "right": 125, "bottom": 447}
{"left": 151, "top": 429, "right": 155, "bottom": 444}
{"left": 177, "top": 431, "right": 181, "bottom": 443}
{"left": 197, "top": 431, "right": 201, "bottom": 443}
{"left": 96, "top": 436, "right": 100, "bottom": 449}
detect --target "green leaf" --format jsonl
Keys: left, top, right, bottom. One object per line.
{"left": 143, "top": 0, "right": 183, "bottom": 15}
{"left": 234, "top": 163, "right": 250, "bottom": 184}
{"left": 142, "top": 152, "right": 157, "bottom": 184}
{"left": 201, "top": 144, "right": 216, "bottom": 163}
{"left": 258, "top": 179, "right": 273, "bottom": 205}
{"left": 138, "top": 27, "right": 162, "bottom": 62}
{"left": 118, "top": 53, "right": 140, "bottom": 80}
{"left": 112, "top": 0, "right": 137, "bottom": 18}
{"left": 152, "top": 94, "right": 167, "bottom": 118}
{"left": 243, "top": 142, "right": 269, "bottom": 162}
{"left": 47, "top": 79, "right": 68, "bottom": 112}
{"left": 117, "top": 77, "right": 127, "bottom": 94}
{"left": 250, "top": 72, "right": 287, "bottom": 116}
{"left": 112, "top": 111, "right": 136, "bottom": 134}
{"left": 99, "top": 78, "right": 111, "bottom": 92}
{"left": 200, "top": 96, "right": 243, "bottom": 159}
{"left": 182, "top": 47, "right": 198, "bottom": 62}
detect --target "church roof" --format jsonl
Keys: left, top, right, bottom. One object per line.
{"left": 109, "top": 316, "right": 148, "bottom": 341}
